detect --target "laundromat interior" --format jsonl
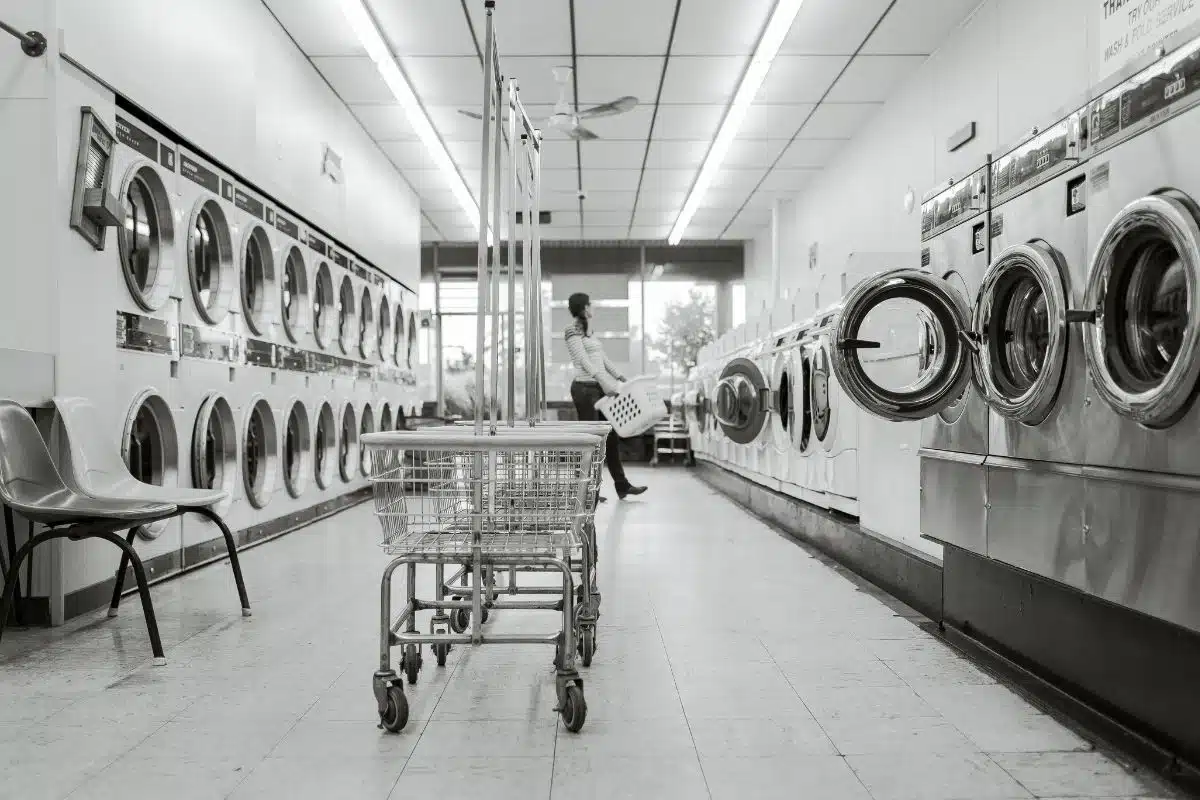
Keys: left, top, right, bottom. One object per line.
{"left": 3, "top": 0, "right": 1200, "bottom": 797}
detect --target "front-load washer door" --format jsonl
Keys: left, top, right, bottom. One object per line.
{"left": 811, "top": 342, "right": 833, "bottom": 449}
{"left": 1083, "top": 193, "right": 1200, "bottom": 428}
{"left": 769, "top": 346, "right": 796, "bottom": 452}
{"left": 789, "top": 345, "right": 813, "bottom": 453}
{"left": 974, "top": 240, "right": 1073, "bottom": 425}
{"left": 713, "top": 357, "right": 770, "bottom": 444}
{"left": 831, "top": 268, "right": 977, "bottom": 422}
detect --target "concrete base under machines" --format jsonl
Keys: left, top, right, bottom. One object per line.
{"left": 695, "top": 459, "right": 1200, "bottom": 795}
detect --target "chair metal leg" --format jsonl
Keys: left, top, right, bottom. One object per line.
{"left": 0, "top": 530, "right": 41, "bottom": 639}
{"left": 2, "top": 505, "right": 22, "bottom": 626}
{"left": 96, "top": 530, "right": 166, "bottom": 664}
{"left": 192, "top": 506, "right": 251, "bottom": 616}
{"left": 107, "top": 528, "right": 138, "bottom": 618}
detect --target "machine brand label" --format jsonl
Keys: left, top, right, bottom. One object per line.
{"left": 114, "top": 116, "right": 158, "bottom": 162}
{"left": 333, "top": 251, "right": 349, "bottom": 269}
{"left": 1091, "top": 162, "right": 1111, "bottom": 192}
{"left": 115, "top": 311, "right": 175, "bottom": 356}
{"left": 274, "top": 213, "right": 299, "bottom": 240}
{"left": 180, "top": 154, "right": 220, "bottom": 194}
{"left": 179, "top": 324, "right": 241, "bottom": 364}
{"left": 243, "top": 338, "right": 276, "bottom": 368}
{"left": 158, "top": 145, "right": 176, "bottom": 172}
{"left": 307, "top": 233, "right": 328, "bottom": 256}
{"left": 233, "top": 188, "right": 265, "bottom": 220}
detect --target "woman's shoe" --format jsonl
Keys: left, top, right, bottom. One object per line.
{"left": 617, "top": 485, "right": 647, "bottom": 499}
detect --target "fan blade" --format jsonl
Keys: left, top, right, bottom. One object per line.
{"left": 567, "top": 125, "right": 600, "bottom": 141}
{"left": 576, "top": 96, "right": 638, "bottom": 119}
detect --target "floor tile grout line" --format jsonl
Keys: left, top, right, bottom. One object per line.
{"left": 652, "top": 612, "right": 714, "bottom": 800}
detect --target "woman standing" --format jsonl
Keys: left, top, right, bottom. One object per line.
{"left": 565, "top": 292, "right": 647, "bottom": 501}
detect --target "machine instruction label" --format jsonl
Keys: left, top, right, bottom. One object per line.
{"left": 1088, "top": 32, "right": 1200, "bottom": 148}
{"left": 307, "top": 233, "right": 328, "bottom": 256}
{"left": 275, "top": 213, "right": 299, "bottom": 240}
{"left": 1095, "top": 0, "right": 1200, "bottom": 81}
{"left": 234, "top": 188, "right": 264, "bottom": 220}
{"left": 243, "top": 338, "right": 276, "bottom": 368}
{"left": 332, "top": 251, "right": 349, "bottom": 269}
{"left": 116, "top": 311, "right": 175, "bottom": 356}
{"left": 114, "top": 116, "right": 158, "bottom": 162}
{"left": 180, "top": 154, "right": 220, "bottom": 194}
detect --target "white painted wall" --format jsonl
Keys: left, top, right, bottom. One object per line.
{"left": 55, "top": 0, "right": 421, "bottom": 288}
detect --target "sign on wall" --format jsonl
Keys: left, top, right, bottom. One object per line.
{"left": 1093, "top": 0, "right": 1200, "bottom": 81}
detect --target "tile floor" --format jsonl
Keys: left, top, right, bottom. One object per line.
{"left": 0, "top": 468, "right": 1182, "bottom": 799}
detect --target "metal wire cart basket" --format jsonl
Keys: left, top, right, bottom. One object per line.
{"left": 363, "top": 0, "right": 605, "bottom": 734}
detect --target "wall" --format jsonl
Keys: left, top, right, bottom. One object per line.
{"left": 55, "top": 0, "right": 421, "bottom": 287}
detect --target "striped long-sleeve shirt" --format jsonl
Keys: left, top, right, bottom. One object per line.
{"left": 564, "top": 319, "right": 624, "bottom": 394}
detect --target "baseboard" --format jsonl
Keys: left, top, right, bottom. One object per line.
{"left": 695, "top": 460, "right": 943, "bottom": 621}
{"left": 62, "top": 488, "right": 370, "bottom": 622}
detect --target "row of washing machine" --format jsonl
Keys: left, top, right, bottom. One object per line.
{"left": 686, "top": 23, "right": 1200, "bottom": 639}
{"left": 49, "top": 62, "right": 422, "bottom": 604}
{"left": 684, "top": 299, "right": 862, "bottom": 519}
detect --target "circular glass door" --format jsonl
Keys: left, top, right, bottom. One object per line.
{"left": 1084, "top": 193, "right": 1200, "bottom": 428}
{"left": 243, "top": 398, "right": 278, "bottom": 509}
{"left": 283, "top": 400, "right": 310, "bottom": 498}
{"left": 769, "top": 349, "right": 794, "bottom": 451}
{"left": 241, "top": 226, "right": 276, "bottom": 336}
{"left": 811, "top": 342, "right": 833, "bottom": 446}
{"left": 393, "top": 305, "right": 405, "bottom": 366}
{"left": 713, "top": 357, "right": 769, "bottom": 445}
{"left": 790, "top": 347, "right": 813, "bottom": 452}
{"left": 380, "top": 403, "right": 393, "bottom": 432}
{"left": 974, "top": 241, "right": 1071, "bottom": 424}
{"left": 337, "top": 277, "right": 357, "bottom": 355}
{"left": 407, "top": 311, "right": 417, "bottom": 368}
{"left": 830, "top": 268, "right": 975, "bottom": 422}
{"left": 359, "top": 404, "right": 375, "bottom": 476}
{"left": 118, "top": 165, "right": 177, "bottom": 311}
{"left": 187, "top": 199, "right": 235, "bottom": 324}
{"left": 378, "top": 297, "right": 391, "bottom": 362}
{"left": 281, "top": 247, "right": 308, "bottom": 343}
{"left": 122, "top": 390, "right": 178, "bottom": 540}
{"left": 339, "top": 403, "right": 358, "bottom": 482}
{"left": 313, "top": 263, "right": 335, "bottom": 350}
{"left": 192, "top": 394, "right": 236, "bottom": 511}
{"left": 314, "top": 401, "right": 336, "bottom": 489}
{"left": 359, "top": 288, "right": 375, "bottom": 359}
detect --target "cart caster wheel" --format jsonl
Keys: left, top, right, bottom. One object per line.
{"left": 402, "top": 645, "right": 422, "bottom": 685}
{"left": 450, "top": 607, "right": 470, "bottom": 634}
{"left": 379, "top": 685, "right": 409, "bottom": 733}
{"left": 559, "top": 684, "right": 587, "bottom": 732}
{"left": 481, "top": 607, "right": 491, "bottom": 624}
{"left": 578, "top": 628, "right": 595, "bottom": 667}
{"left": 433, "top": 643, "right": 449, "bottom": 667}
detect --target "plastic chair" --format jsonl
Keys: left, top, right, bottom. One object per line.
{"left": 51, "top": 397, "right": 251, "bottom": 618}
{"left": 0, "top": 400, "right": 177, "bottom": 664}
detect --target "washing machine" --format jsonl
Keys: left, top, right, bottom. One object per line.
{"left": 810, "top": 303, "right": 860, "bottom": 517}
{"left": 795, "top": 326, "right": 828, "bottom": 509}
{"left": 311, "top": 397, "right": 340, "bottom": 498}
{"left": 766, "top": 317, "right": 804, "bottom": 492}
{"left": 177, "top": 146, "right": 241, "bottom": 346}
{"left": 1059, "top": 34, "right": 1200, "bottom": 635}
{"left": 713, "top": 335, "right": 772, "bottom": 484}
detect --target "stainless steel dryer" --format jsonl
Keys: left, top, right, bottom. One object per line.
{"left": 1066, "top": 33, "right": 1200, "bottom": 635}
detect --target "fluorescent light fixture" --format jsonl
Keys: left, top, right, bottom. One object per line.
{"left": 668, "top": 0, "right": 805, "bottom": 245}
{"left": 338, "top": 0, "right": 480, "bottom": 234}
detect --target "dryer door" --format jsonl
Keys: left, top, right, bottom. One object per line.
{"left": 768, "top": 345, "right": 796, "bottom": 452}
{"left": 973, "top": 241, "right": 1072, "bottom": 425}
{"left": 811, "top": 341, "right": 834, "bottom": 449}
{"left": 831, "top": 268, "right": 976, "bottom": 422}
{"left": 789, "top": 346, "right": 813, "bottom": 453}
{"left": 1082, "top": 193, "right": 1200, "bottom": 428}
{"left": 713, "top": 357, "right": 770, "bottom": 444}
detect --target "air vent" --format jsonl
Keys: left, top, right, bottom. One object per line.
{"left": 70, "top": 107, "right": 122, "bottom": 249}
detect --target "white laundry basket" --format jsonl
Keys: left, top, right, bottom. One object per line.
{"left": 594, "top": 375, "right": 668, "bottom": 437}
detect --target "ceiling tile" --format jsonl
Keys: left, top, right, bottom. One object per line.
{"left": 757, "top": 55, "right": 850, "bottom": 103}
{"left": 426, "top": 209, "right": 469, "bottom": 230}
{"left": 863, "top": 0, "right": 984, "bottom": 55}
{"left": 372, "top": 0, "right": 477, "bottom": 56}
{"left": 646, "top": 140, "right": 709, "bottom": 170}
{"left": 638, "top": 169, "right": 704, "bottom": 194}
{"left": 262, "top": 0, "right": 362, "bottom": 56}
{"left": 580, "top": 169, "right": 643, "bottom": 192}
{"left": 633, "top": 208, "right": 678, "bottom": 227}
{"left": 400, "top": 57, "right": 484, "bottom": 107}
{"left": 442, "top": 227, "right": 478, "bottom": 242}
{"left": 425, "top": 106, "right": 488, "bottom": 142}
{"left": 652, "top": 104, "right": 725, "bottom": 140}
{"left": 578, "top": 226, "right": 636, "bottom": 240}
{"left": 660, "top": 56, "right": 747, "bottom": 104}
{"left": 576, "top": 56, "right": 664, "bottom": 106}
{"left": 351, "top": 104, "right": 415, "bottom": 140}
{"left": 405, "top": 169, "right": 481, "bottom": 198}
{"left": 685, "top": 226, "right": 727, "bottom": 239}
{"left": 540, "top": 169, "right": 582, "bottom": 192}
{"left": 709, "top": 168, "right": 770, "bottom": 192}
{"left": 800, "top": 102, "right": 882, "bottom": 138}
{"left": 382, "top": 140, "right": 438, "bottom": 172}
{"left": 779, "top": 0, "right": 894, "bottom": 55}
{"left": 690, "top": 207, "right": 735, "bottom": 227}
{"left": 576, "top": 0, "right": 676, "bottom": 55}
{"left": 575, "top": 190, "right": 639, "bottom": 210}
{"left": 671, "top": 0, "right": 777, "bottom": 55}
{"left": 545, "top": 209, "right": 583, "bottom": 228}
{"left": 312, "top": 56, "right": 394, "bottom": 104}
{"left": 629, "top": 225, "right": 670, "bottom": 239}
{"left": 757, "top": 168, "right": 819, "bottom": 192}
{"left": 739, "top": 104, "right": 817, "bottom": 138}
{"left": 418, "top": 188, "right": 461, "bottom": 212}
{"left": 724, "top": 138, "right": 789, "bottom": 168}
{"left": 634, "top": 188, "right": 689, "bottom": 210}
{"left": 702, "top": 186, "right": 755, "bottom": 208}
{"left": 533, "top": 140, "right": 579, "bottom": 171}
{"left": 776, "top": 138, "right": 844, "bottom": 168}
{"left": 825, "top": 55, "right": 926, "bottom": 103}
{"left": 497, "top": 56, "right": 573, "bottom": 105}
{"left": 465, "top": 0, "right": 571, "bottom": 56}
{"left": 581, "top": 141, "right": 648, "bottom": 171}
{"left": 584, "top": 210, "right": 635, "bottom": 226}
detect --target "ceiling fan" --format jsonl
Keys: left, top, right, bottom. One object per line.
{"left": 458, "top": 65, "right": 637, "bottom": 141}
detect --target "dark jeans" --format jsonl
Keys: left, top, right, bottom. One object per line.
{"left": 570, "top": 380, "right": 629, "bottom": 491}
